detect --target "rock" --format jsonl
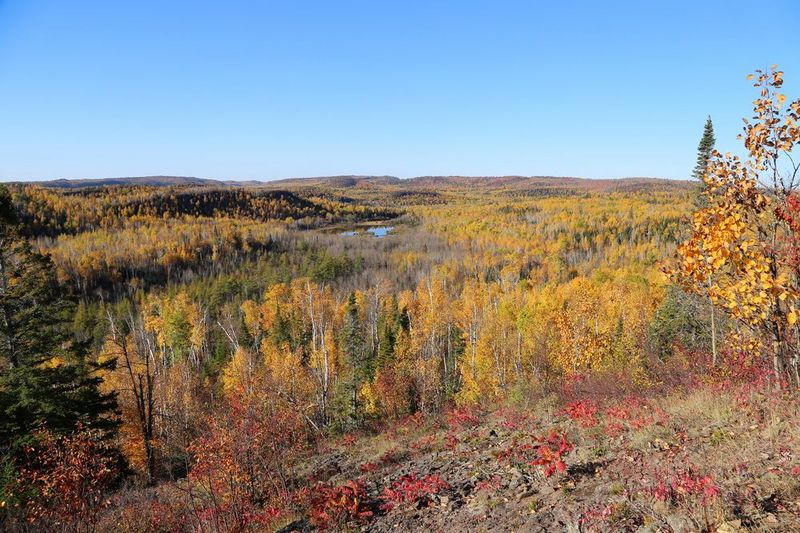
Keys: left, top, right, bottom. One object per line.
{"left": 636, "top": 525, "right": 661, "bottom": 533}
{"left": 716, "top": 520, "right": 744, "bottom": 533}
{"left": 538, "top": 484, "right": 556, "bottom": 497}
{"left": 467, "top": 498, "right": 490, "bottom": 517}
{"left": 516, "top": 489, "right": 535, "bottom": 502}
{"left": 665, "top": 513, "right": 693, "bottom": 532}
{"left": 652, "top": 437, "right": 670, "bottom": 450}
{"left": 762, "top": 513, "right": 779, "bottom": 526}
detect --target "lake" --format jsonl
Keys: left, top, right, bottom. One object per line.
{"left": 340, "top": 226, "right": 394, "bottom": 238}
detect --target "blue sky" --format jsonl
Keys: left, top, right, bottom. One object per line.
{"left": 1, "top": 1, "right": 798, "bottom": 182}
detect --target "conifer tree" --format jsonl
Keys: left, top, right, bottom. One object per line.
{"left": 692, "top": 117, "right": 716, "bottom": 209}
{"left": 340, "top": 293, "right": 372, "bottom": 424}
{"left": 0, "top": 186, "right": 118, "bottom": 453}
{"left": 688, "top": 117, "right": 719, "bottom": 362}
{"left": 692, "top": 116, "right": 716, "bottom": 180}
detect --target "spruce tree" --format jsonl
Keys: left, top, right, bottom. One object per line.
{"left": 340, "top": 293, "right": 372, "bottom": 424}
{"left": 0, "top": 186, "right": 118, "bottom": 453}
{"left": 692, "top": 116, "right": 715, "bottom": 179}
{"left": 689, "top": 117, "right": 721, "bottom": 363}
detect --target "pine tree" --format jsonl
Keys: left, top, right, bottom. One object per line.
{"left": 375, "top": 295, "right": 399, "bottom": 370}
{"left": 376, "top": 317, "right": 396, "bottom": 370}
{"left": 340, "top": 293, "right": 372, "bottom": 424}
{"left": 0, "top": 186, "right": 118, "bottom": 453}
{"left": 692, "top": 116, "right": 715, "bottom": 180}
{"left": 689, "top": 116, "right": 719, "bottom": 363}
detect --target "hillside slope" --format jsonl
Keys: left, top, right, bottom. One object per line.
{"left": 275, "top": 378, "right": 800, "bottom": 532}
{"left": 11, "top": 174, "right": 694, "bottom": 195}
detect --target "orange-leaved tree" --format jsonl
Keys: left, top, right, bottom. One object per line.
{"left": 670, "top": 66, "right": 800, "bottom": 386}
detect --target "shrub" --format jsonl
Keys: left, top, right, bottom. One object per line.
{"left": 446, "top": 405, "right": 481, "bottom": 430}
{"left": 11, "top": 426, "right": 120, "bottom": 530}
{"left": 531, "top": 431, "right": 573, "bottom": 478}
{"left": 380, "top": 473, "right": 449, "bottom": 511}
{"left": 186, "top": 395, "right": 308, "bottom": 531}
{"left": 648, "top": 464, "right": 720, "bottom": 506}
{"left": 307, "top": 480, "right": 373, "bottom": 529}
{"left": 562, "top": 400, "right": 599, "bottom": 427}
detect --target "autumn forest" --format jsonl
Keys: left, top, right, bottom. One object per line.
{"left": 2, "top": 67, "right": 800, "bottom": 531}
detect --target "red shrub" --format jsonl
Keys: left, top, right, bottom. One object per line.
{"left": 531, "top": 431, "right": 573, "bottom": 478}
{"left": 148, "top": 500, "right": 190, "bottom": 532}
{"left": 410, "top": 434, "right": 437, "bottom": 454}
{"left": 307, "top": 480, "right": 374, "bottom": 529}
{"left": 13, "top": 426, "right": 120, "bottom": 529}
{"left": 475, "top": 475, "right": 502, "bottom": 492}
{"left": 603, "top": 421, "right": 625, "bottom": 438}
{"left": 579, "top": 502, "right": 618, "bottom": 530}
{"left": 496, "top": 408, "right": 535, "bottom": 431}
{"left": 710, "top": 347, "right": 773, "bottom": 393}
{"left": 380, "top": 473, "right": 449, "bottom": 511}
{"left": 649, "top": 465, "right": 719, "bottom": 506}
{"left": 388, "top": 412, "right": 425, "bottom": 438}
{"left": 562, "top": 400, "right": 599, "bottom": 427}
{"left": 401, "top": 412, "right": 425, "bottom": 429}
{"left": 187, "top": 395, "right": 308, "bottom": 531}
{"left": 601, "top": 396, "right": 666, "bottom": 436}
{"left": 559, "top": 371, "right": 641, "bottom": 402}
{"left": 446, "top": 405, "right": 481, "bottom": 430}
{"left": 496, "top": 441, "right": 536, "bottom": 463}
{"left": 359, "top": 461, "right": 379, "bottom": 474}
{"left": 499, "top": 432, "right": 573, "bottom": 478}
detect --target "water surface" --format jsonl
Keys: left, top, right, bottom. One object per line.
{"left": 340, "top": 226, "right": 394, "bottom": 238}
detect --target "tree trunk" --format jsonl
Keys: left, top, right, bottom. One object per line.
{"left": 710, "top": 298, "right": 717, "bottom": 367}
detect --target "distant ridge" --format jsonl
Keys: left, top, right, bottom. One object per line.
{"left": 13, "top": 175, "right": 262, "bottom": 188}
{"left": 262, "top": 174, "right": 693, "bottom": 193}
{"left": 11, "top": 174, "right": 693, "bottom": 193}
{"left": 264, "top": 175, "right": 402, "bottom": 188}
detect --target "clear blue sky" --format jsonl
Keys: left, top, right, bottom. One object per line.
{"left": 1, "top": 1, "right": 798, "bottom": 182}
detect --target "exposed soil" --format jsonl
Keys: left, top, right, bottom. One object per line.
{"left": 281, "top": 386, "right": 800, "bottom": 532}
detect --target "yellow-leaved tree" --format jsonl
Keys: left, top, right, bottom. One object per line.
{"left": 671, "top": 66, "right": 800, "bottom": 386}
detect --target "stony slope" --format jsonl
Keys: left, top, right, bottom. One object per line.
{"left": 280, "top": 383, "right": 800, "bottom": 532}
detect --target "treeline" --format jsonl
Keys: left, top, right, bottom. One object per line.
{"left": 414, "top": 192, "right": 690, "bottom": 285}
{"left": 8, "top": 184, "right": 400, "bottom": 297}
{"left": 10, "top": 185, "right": 399, "bottom": 237}
{"left": 42, "top": 218, "right": 287, "bottom": 296}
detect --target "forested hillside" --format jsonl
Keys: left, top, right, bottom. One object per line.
{"left": 1, "top": 67, "right": 800, "bottom": 532}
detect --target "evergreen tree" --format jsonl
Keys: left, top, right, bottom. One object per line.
{"left": 688, "top": 117, "right": 722, "bottom": 363}
{"left": 375, "top": 295, "right": 399, "bottom": 370}
{"left": 376, "top": 316, "right": 396, "bottom": 370}
{"left": 692, "top": 117, "right": 716, "bottom": 209}
{"left": 340, "top": 293, "right": 372, "bottom": 424}
{"left": 692, "top": 116, "right": 715, "bottom": 180}
{"left": 648, "top": 286, "right": 717, "bottom": 360}
{"left": 0, "top": 186, "right": 118, "bottom": 453}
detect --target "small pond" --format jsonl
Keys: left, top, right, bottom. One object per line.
{"left": 340, "top": 226, "right": 394, "bottom": 238}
